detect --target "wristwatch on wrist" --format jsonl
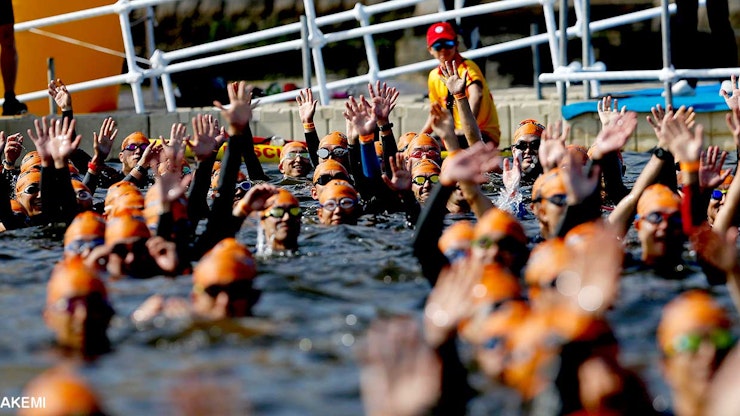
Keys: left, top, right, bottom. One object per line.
{"left": 653, "top": 147, "right": 672, "bottom": 161}
{"left": 378, "top": 122, "right": 394, "bottom": 132}
{"left": 2, "top": 160, "right": 14, "bottom": 170}
{"left": 134, "top": 164, "right": 148, "bottom": 173}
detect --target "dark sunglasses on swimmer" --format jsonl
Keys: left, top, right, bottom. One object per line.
{"left": 22, "top": 183, "right": 40, "bottom": 195}
{"left": 122, "top": 142, "right": 148, "bottom": 152}
{"left": 473, "top": 235, "right": 522, "bottom": 252}
{"left": 512, "top": 138, "right": 541, "bottom": 152}
{"left": 65, "top": 237, "right": 105, "bottom": 254}
{"left": 320, "top": 197, "right": 356, "bottom": 212}
{"left": 263, "top": 206, "right": 302, "bottom": 219}
{"left": 408, "top": 148, "right": 441, "bottom": 159}
{"left": 199, "top": 279, "right": 253, "bottom": 300}
{"left": 315, "top": 172, "right": 350, "bottom": 186}
{"left": 638, "top": 211, "right": 681, "bottom": 226}
{"left": 666, "top": 328, "right": 735, "bottom": 357}
{"left": 50, "top": 292, "right": 114, "bottom": 318}
{"left": 110, "top": 238, "right": 148, "bottom": 258}
{"left": 431, "top": 39, "right": 456, "bottom": 51}
{"left": 712, "top": 189, "right": 728, "bottom": 200}
{"left": 317, "top": 147, "right": 349, "bottom": 159}
{"left": 534, "top": 193, "right": 567, "bottom": 207}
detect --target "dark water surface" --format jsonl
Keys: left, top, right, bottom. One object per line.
{"left": 0, "top": 152, "right": 737, "bottom": 415}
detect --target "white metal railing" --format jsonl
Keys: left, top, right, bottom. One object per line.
{"left": 6, "top": 0, "right": 731, "bottom": 116}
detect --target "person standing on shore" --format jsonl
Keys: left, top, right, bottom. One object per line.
{"left": 0, "top": 0, "right": 27, "bottom": 115}
{"left": 421, "top": 21, "right": 500, "bottom": 148}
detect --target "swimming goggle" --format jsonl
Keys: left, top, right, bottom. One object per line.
{"left": 320, "top": 197, "right": 356, "bottom": 212}
{"left": 317, "top": 147, "right": 349, "bottom": 159}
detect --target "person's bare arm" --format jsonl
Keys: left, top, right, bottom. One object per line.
{"left": 466, "top": 81, "right": 483, "bottom": 120}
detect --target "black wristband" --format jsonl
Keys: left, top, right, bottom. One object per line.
{"left": 653, "top": 146, "right": 672, "bottom": 161}
{"left": 378, "top": 122, "right": 394, "bottom": 132}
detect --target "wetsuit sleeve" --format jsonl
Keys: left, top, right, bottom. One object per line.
{"left": 413, "top": 183, "right": 453, "bottom": 286}
{"left": 305, "top": 129, "right": 321, "bottom": 167}
{"left": 598, "top": 151, "right": 629, "bottom": 204}
{"left": 241, "top": 130, "right": 269, "bottom": 181}
{"left": 0, "top": 170, "right": 24, "bottom": 230}
{"left": 187, "top": 157, "right": 216, "bottom": 226}
{"left": 380, "top": 132, "right": 398, "bottom": 179}
{"left": 432, "top": 335, "right": 476, "bottom": 416}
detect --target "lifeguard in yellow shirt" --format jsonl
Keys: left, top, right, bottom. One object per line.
{"left": 422, "top": 22, "right": 501, "bottom": 148}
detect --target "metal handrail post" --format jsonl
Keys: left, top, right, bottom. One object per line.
{"left": 355, "top": 4, "right": 380, "bottom": 85}
{"left": 116, "top": 0, "right": 146, "bottom": 113}
{"left": 300, "top": 16, "right": 312, "bottom": 89}
{"left": 145, "top": 6, "right": 160, "bottom": 103}
{"left": 660, "top": 0, "right": 673, "bottom": 106}
{"left": 580, "top": 0, "right": 592, "bottom": 98}
{"left": 304, "top": 0, "right": 331, "bottom": 105}
{"left": 531, "top": 24, "right": 542, "bottom": 100}
{"left": 558, "top": 0, "right": 568, "bottom": 108}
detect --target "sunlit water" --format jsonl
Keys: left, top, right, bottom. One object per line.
{"left": 0, "top": 152, "right": 737, "bottom": 415}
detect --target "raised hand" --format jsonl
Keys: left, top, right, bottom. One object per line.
{"left": 590, "top": 111, "right": 637, "bottom": 160}
{"left": 663, "top": 110, "right": 703, "bottom": 162}
{"left": 28, "top": 117, "right": 82, "bottom": 168}
{"left": 429, "top": 102, "right": 456, "bottom": 150}
{"left": 214, "top": 81, "right": 257, "bottom": 136}
{"left": 720, "top": 74, "right": 740, "bottom": 110}
{"left": 368, "top": 81, "right": 398, "bottom": 125}
{"left": 92, "top": 117, "right": 118, "bottom": 163}
{"left": 596, "top": 95, "right": 626, "bottom": 128}
{"left": 3, "top": 132, "right": 23, "bottom": 166}
{"left": 382, "top": 152, "right": 412, "bottom": 192}
{"left": 146, "top": 236, "right": 179, "bottom": 274}
{"left": 502, "top": 156, "right": 521, "bottom": 197}
{"left": 559, "top": 151, "right": 601, "bottom": 205}
{"left": 187, "top": 113, "right": 220, "bottom": 161}
{"left": 699, "top": 146, "right": 730, "bottom": 190}
{"left": 48, "top": 79, "right": 72, "bottom": 112}
{"left": 296, "top": 88, "right": 317, "bottom": 124}
{"left": 538, "top": 121, "right": 568, "bottom": 171}
{"left": 344, "top": 95, "right": 376, "bottom": 136}
{"left": 440, "top": 59, "right": 467, "bottom": 96}
{"left": 232, "top": 183, "right": 280, "bottom": 217}
{"left": 357, "top": 317, "right": 441, "bottom": 416}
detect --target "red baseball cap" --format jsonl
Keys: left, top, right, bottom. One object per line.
{"left": 427, "top": 22, "right": 457, "bottom": 47}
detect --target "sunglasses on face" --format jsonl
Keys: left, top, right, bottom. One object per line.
{"left": 639, "top": 211, "right": 681, "bottom": 226}
{"left": 236, "top": 180, "right": 252, "bottom": 192}
{"left": 283, "top": 151, "right": 310, "bottom": 160}
{"left": 666, "top": 328, "right": 735, "bottom": 356}
{"left": 263, "top": 205, "right": 302, "bottom": 219}
{"left": 473, "top": 235, "right": 522, "bottom": 252}
{"left": 317, "top": 147, "right": 349, "bottom": 159}
{"left": 432, "top": 39, "right": 456, "bottom": 51}
{"left": 50, "top": 292, "right": 114, "bottom": 318}
{"left": 198, "top": 279, "right": 252, "bottom": 300}
{"left": 512, "top": 138, "right": 541, "bottom": 152}
{"left": 110, "top": 238, "right": 148, "bottom": 258}
{"left": 76, "top": 190, "right": 93, "bottom": 201}
{"left": 65, "top": 237, "right": 105, "bottom": 254}
{"left": 315, "top": 172, "right": 350, "bottom": 186}
{"left": 535, "top": 193, "right": 567, "bottom": 207}
{"left": 123, "top": 143, "right": 148, "bottom": 152}
{"left": 408, "top": 148, "right": 441, "bottom": 159}
{"left": 412, "top": 174, "right": 440, "bottom": 186}
{"left": 320, "top": 197, "right": 356, "bottom": 212}
{"left": 22, "top": 184, "right": 40, "bottom": 195}
{"left": 711, "top": 189, "right": 728, "bottom": 200}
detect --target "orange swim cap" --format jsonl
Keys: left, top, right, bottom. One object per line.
{"left": 411, "top": 159, "right": 441, "bottom": 176}
{"left": 46, "top": 257, "right": 107, "bottom": 305}
{"left": 120, "top": 132, "right": 150, "bottom": 150}
{"left": 104, "top": 181, "right": 140, "bottom": 208}
{"left": 397, "top": 132, "right": 417, "bottom": 151}
{"left": 266, "top": 188, "right": 299, "bottom": 208}
{"left": 20, "top": 367, "right": 104, "bottom": 416}
{"left": 524, "top": 238, "right": 570, "bottom": 288}
{"left": 64, "top": 211, "right": 106, "bottom": 246}
{"left": 406, "top": 133, "right": 440, "bottom": 152}
{"left": 477, "top": 263, "right": 522, "bottom": 304}
{"left": 513, "top": 119, "right": 545, "bottom": 142}
{"left": 531, "top": 168, "right": 566, "bottom": 201}
{"left": 312, "top": 159, "right": 349, "bottom": 184}
{"left": 104, "top": 211, "right": 151, "bottom": 245}
{"left": 636, "top": 184, "right": 681, "bottom": 217}
{"left": 473, "top": 207, "right": 527, "bottom": 245}
{"left": 106, "top": 191, "right": 145, "bottom": 218}
{"left": 20, "top": 151, "right": 41, "bottom": 174}
{"left": 15, "top": 170, "right": 41, "bottom": 196}
{"left": 658, "top": 290, "right": 731, "bottom": 356}
{"left": 193, "top": 238, "right": 257, "bottom": 288}
{"left": 438, "top": 220, "right": 475, "bottom": 253}
{"left": 71, "top": 179, "right": 91, "bottom": 195}
{"left": 10, "top": 199, "right": 24, "bottom": 214}
{"left": 318, "top": 180, "right": 358, "bottom": 204}
{"left": 565, "top": 144, "right": 590, "bottom": 167}
{"left": 319, "top": 131, "right": 348, "bottom": 149}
